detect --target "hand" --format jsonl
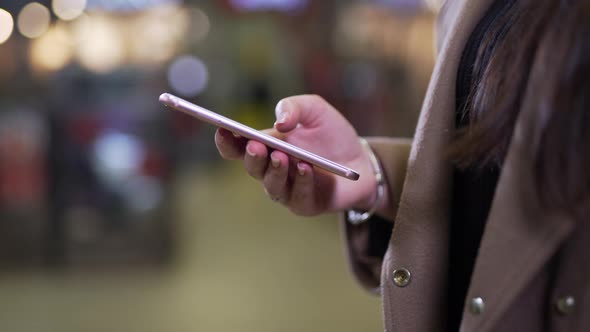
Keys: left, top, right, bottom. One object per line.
{"left": 215, "top": 95, "right": 378, "bottom": 216}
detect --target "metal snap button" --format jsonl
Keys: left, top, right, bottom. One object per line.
{"left": 469, "top": 297, "right": 485, "bottom": 315}
{"left": 555, "top": 296, "right": 575, "bottom": 315}
{"left": 392, "top": 268, "right": 411, "bottom": 287}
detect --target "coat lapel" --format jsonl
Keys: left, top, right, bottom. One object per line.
{"left": 460, "top": 91, "right": 577, "bottom": 332}
{"left": 381, "top": 0, "right": 494, "bottom": 331}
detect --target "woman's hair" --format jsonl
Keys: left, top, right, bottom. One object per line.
{"left": 449, "top": 0, "right": 590, "bottom": 219}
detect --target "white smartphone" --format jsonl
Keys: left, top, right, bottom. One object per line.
{"left": 159, "top": 93, "right": 360, "bottom": 181}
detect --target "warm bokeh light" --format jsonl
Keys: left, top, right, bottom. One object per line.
{"left": 127, "top": 4, "right": 190, "bottom": 65}
{"left": 0, "top": 8, "right": 14, "bottom": 45}
{"left": 17, "top": 2, "right": 51, "bottom": 39}
{"left": 52, "top": 0, "right": 87, "bottom": 21}
{"left": 73, "top": 14, "right": 124, "bottom": 73}
{"left": 29, "top": 22, "right": 73, "bottom": 73}
{"left": 167, "top": 55, "right": 209, "bottom": 97}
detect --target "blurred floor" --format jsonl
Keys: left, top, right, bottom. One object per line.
{"left": 0, "top": 162, "right": 382, "bottom": 332}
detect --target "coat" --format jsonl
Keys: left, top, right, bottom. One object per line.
{"left": 341, "top": 0, "right": 590, "bottom": 331}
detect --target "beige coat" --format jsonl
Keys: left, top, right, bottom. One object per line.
{"left": 342, "top": 0, "right": 590, "bottom": 331}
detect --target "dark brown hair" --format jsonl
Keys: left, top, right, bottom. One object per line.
{"left": 449, "top": 0, "right": 590, "bottom": 219}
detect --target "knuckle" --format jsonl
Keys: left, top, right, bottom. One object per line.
{"left": 289, "top": 187, "right": 310, "bottom": 206}
{"left": 244, "top": 163, "right": 263, "bottom": 180}
{"left": 307, "top": 94, "right": 326, "bottom": 105}
{"left": 262, "top": 169, "right": 283, "bottom": 189}
{"left": 215, "top": 136, "right": 238, "bottom": 159}
{"left": 218, "top": 150, "right": 230, "bottom": 159}
{"left": 216, "top": 145, "right": 231, "bottom": 159}
{"left": 262, "top": 176, "right": 274, "bottom": 191}
{"left": 218, "top": 147, "right": 237, "bottom": 160}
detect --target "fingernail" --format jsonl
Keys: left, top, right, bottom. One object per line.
{"left": 276, "top": 112, "right": 289, "bottom": 125}
{"left": 271, "top": 155, "right": 280, "bottom": 168}
{"left": 297, "top": 162, "right": 306, "bottom": 176}
{"left": 246, "top": 145, "right": 256, "bottom": 157}
{"left": 274, "top": 100, "right": 290, "bottom": 126}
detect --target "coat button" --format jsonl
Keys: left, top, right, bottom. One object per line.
{"left": 392, "top": 268, "right": 411, "bottom": 287}
{"left": 469, "top": 297, "right": 485, "bottom": 315}
{"left": 555, "top": 296, "right": 575, "bottom": 315}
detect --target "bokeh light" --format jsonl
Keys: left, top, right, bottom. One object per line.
{"left": 52, "top": 0, "right": 87, "bottom": 21}
{"left": 29, "top": 22, "right": 73, "bottom": 73}
{"left": 167, "top": 55, "right": 209, "bottom": 97}
{"left": 128, "top": 4, "right": 190, "bottom": 65}
{"left": 92, "top": 131, "right": 145, "bottom": 187}
{"left": 0, "top": 8, "right": 14, "bottom": 45}
{"left": 17, "top": 2, "right": 51, "bottom": 39}
{"left": 73, "top": 14, "right": 124, "bottom": 73}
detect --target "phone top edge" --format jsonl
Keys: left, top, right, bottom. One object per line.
{"left": 159, "top": 93, "right": 178, "bottom": 107}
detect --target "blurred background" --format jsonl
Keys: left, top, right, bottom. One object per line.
{"left": 0, "top": 0, "right": 436, "bottom": 331}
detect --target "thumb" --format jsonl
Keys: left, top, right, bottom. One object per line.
{"left": 273, "top": 95, "right": 326, "bottom": 133}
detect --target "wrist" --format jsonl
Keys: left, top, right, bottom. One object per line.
{"left": 347, "top": 138, "right": 387, "bottom": 224}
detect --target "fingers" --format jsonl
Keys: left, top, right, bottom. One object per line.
{"left": 215, "top": 128, "right": 247, "bottom": 160}
{"left": 274, "top": 95, "right": 329, "bottom": 132}
{"left": 243, "top": 140, "right": 269, "bottom": 180}
{"left": 262, "top": 150, "right": 290, "bottom": 201}
{"left": 263, "top": 157, "right": 318, "bottom": 216}
{"left": 216, "top": 127, "right": 286, "bottom": 183}
{"left": 288, "top": 161, "right": 317, "bottom": 215}
{"left": 216, "top": 122, "right": 321, "bottom": 215}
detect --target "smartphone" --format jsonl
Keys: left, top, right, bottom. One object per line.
{"left": 159, "top": 93, "right": 360, "bottom": 181}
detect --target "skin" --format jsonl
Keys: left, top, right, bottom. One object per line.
{"left": 214, "top": 94, "right": 391, "bottom": 218}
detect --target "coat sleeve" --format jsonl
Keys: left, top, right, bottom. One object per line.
{"left": 340, "top": 137, "right": 412, "bottom": 294}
